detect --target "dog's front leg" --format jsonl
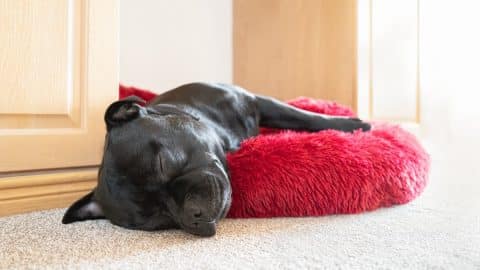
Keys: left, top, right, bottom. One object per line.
{"left": 255, "top": 95, "right": 370, "bottom": 132}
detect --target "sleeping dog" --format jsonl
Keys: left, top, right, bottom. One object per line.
{"left": 62, "top": 83, "right": 370, "bottom": 236}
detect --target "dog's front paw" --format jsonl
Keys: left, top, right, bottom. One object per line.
{"left": 335, "top": 118, "right": 371, "bottom": 132}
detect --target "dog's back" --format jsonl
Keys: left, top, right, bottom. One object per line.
{"left": 149, "top": 83, "right": 260, "bottom": 151}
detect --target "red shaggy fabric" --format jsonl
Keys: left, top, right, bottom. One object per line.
{"left": 119, "top": 85, "right": 430, "bottom": 218}
{"left": 120, "top": 84, "right": 157, "bottom": 101}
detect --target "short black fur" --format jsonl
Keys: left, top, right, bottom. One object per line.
{"left": 63, "top": 83, "right": 370, "bottom": 236}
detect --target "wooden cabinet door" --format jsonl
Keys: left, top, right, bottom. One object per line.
{"left": 0, "top": 0, "right": 118, "bottom": 172}
{"left": 0, "top": 0, "right": 117, "bottom": 216}
{"left": 234, "top": 0, "right": 357, "bottom": 109}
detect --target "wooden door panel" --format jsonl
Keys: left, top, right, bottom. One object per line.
{"left": 0, "top": 0, "right": 71, "bottom": 115}
{"left": 0, "top": 0, "right": 118, "bottom": 172}
{"left": 234, "top": 0, "right": 357, "bottom": 109}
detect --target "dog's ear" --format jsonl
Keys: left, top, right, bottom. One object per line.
{"left": 105, "top": 95, "right": 146, "bottom": 131}
{"left": 62, "top": 191, "right": 105, "bottom": 224}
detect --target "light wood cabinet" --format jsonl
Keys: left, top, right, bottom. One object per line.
{"left": 0, "top": 0, "right": 118, "bottom": 216}
{"left": 234, "top": 0, "right": 357, "bottom": 110}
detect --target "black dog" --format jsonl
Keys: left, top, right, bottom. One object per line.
{"left": 63, "top": 83, "right": 370, "bottom": 236}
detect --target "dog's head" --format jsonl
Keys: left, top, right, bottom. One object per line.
{"left": 62, "top": 96, "right": 231, "bottom": 236}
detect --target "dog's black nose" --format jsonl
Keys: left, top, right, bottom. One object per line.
{"left": 184, "top": 204, "right": 204, "bottom": 220}
{"left": 193, "top": 210, "right": 202, "bottom": 218}
{"left": 181, "top": 203, "right": 217, "bottom": 237}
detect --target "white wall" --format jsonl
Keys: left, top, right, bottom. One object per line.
{"left": 120, "top": 0, "right": 232, "bottom": 93}
{"left": 420, "top": 0, "right": 480, "bottom": 142}
{"left": 358, "top": 0, "right": 480, "bottom": 154}
{"left": 357, "top": 0, "right": 419, "bottom": 122}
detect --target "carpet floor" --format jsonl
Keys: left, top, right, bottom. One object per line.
{"left": 1, "top": 143, "right": 479, "bottom": 269}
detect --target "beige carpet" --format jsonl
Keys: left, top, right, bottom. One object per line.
{"left": 1, "top": 144, "right": 479, "bottom": 269}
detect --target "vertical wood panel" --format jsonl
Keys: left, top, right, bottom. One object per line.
{"left": 0, "top": 0, "right": 71, "bottom": 114}
{"left": 234, "top": 0, "right": 357, "bottom": 109}
{"left": 0, "top": 0, "right": 118, "bottom": 172}
{"left": 356, "top": 0, "right": 371, "bottom": 119}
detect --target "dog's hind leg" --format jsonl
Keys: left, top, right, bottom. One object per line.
{"left": 255, "top": 95, "right": 370, "bottom": 132}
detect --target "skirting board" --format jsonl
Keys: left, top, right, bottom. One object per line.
{"left": 0, "top": 168, "right": 97, "bottom": 216}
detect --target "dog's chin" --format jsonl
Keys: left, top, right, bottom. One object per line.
{"left": 181, "top": 221, "right": 217, "bottom": 237}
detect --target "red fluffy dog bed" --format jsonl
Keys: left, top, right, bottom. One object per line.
{"left": 120, "top": 85, "right": 430, "bottom": 218}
